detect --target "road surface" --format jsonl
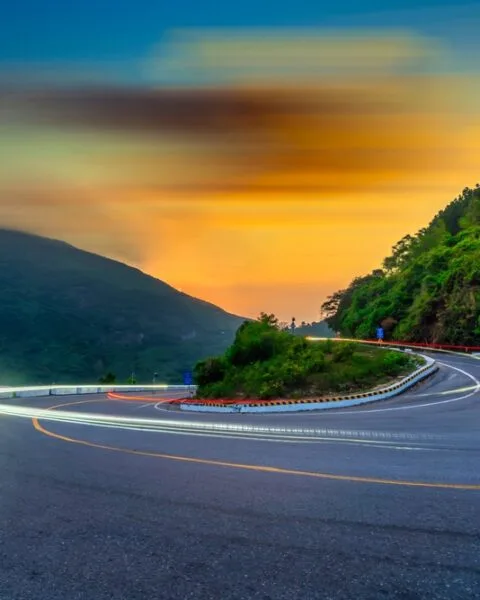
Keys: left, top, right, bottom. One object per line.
{"left": 0, "top": 353, "right": 479, "bottom": 599}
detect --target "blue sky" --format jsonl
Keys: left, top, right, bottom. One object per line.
{"left": 1, "top": 1, "right": 478, "bottom": 67}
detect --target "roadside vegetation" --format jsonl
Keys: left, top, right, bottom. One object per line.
{"left": 194, "top": 314, "right": 421, "bottom": 400}
{"left": 322, "top": 185, "right": 480, "bottom": 344}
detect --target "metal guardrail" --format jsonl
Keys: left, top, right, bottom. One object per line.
{"left": 306, "top": 336, "right": 480, "bottom": 355}
{"left": 0, "top": 384, "right": 193, "bottom": 400}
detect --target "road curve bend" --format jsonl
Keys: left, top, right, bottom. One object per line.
{"left": 1, "top": 352, "right": 479, "bottom": 600}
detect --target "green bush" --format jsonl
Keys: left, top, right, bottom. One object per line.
{"left": 332, "top": 342, "right": 356, "bottom": 362}
{"left": 226, "top": 319, "right": 293, "bottom": 366}
{"left": 194, "top": 357, "right": 226, "bottom": 385}
{"left": 305, "top": 352, "right": 325, "bottom": 374}
{"left": 259, "top": 380, "right": 284, "bottom": 399}
{"left": 98, "top": 372, "right": 116, "bottom": 384}
{"left": 381, "top": 351, "right": 412, "bottom": 375}
{"left": 322, "top": 339, "right": 334, "bottom": 353}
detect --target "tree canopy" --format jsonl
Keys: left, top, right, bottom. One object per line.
{"left": 321, "top": 185, "right": 480, "bottom": 344}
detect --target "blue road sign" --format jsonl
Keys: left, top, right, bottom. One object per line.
{"left": 376, "top": 327, "right": 384, "bottom": 340}
{"left": 183, "top": 371, "right": 193, "bottom": 385}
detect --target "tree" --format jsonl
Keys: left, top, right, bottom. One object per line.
{"left": 380, "top": 317, "right": 398, "bottom": 335}
{"left": 383, "top": 235, "right": 416, "bottom": 272}
{"left": 99, "top": 372, "right": 116, "bottom": 384}
{"left": 194, "top": 357, "right": 226, "bottom": 386}
{"left": 321, "top": 289, "right": 348, "bottom": 320}
{"left": 257, "top": 312, "right": 279, "bottom": 328}
{"left": 228, "top": 317, "right": 282, "bottom": 366}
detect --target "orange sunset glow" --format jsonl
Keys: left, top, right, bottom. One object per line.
{"left": 1, "top": 30, "right": 479, "bottom": 321}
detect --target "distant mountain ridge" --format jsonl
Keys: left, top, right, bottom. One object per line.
{"left": 0, "top": 229, "right": 244, "bottom": 384}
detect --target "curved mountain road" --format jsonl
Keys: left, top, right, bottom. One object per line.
{"left": 1, "top": 353, "right": 479, "bottom": 599}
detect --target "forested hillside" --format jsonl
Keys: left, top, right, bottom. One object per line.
{"left": 322, "top": 185, "right": 480, "bottom": 344}
{"left": 0, "top": 229, "right": 244, "bottom": 384}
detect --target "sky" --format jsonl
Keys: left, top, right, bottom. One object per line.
{"left": 1, "top": 1, "right": 479, "bottom": 321}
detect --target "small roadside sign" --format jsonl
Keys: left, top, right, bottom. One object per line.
{"left": 183, "top": 371, "right": 193, "bottom": 386}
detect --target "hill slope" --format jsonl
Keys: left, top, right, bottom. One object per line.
{"left": 0, "top": 229, "right": 244, "bottom": 384}
{"left": 322, "top": 185, "right": 480, "bottom": 344}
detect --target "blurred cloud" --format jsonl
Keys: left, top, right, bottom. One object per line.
{"left": 4, "top": 78, "right": 476, "bottom": 192}
{"left": 0, "top": 28, "right": 479, "bottom": 320}
{"left": 147, "top": 29, "right": 442, "bottom": 83}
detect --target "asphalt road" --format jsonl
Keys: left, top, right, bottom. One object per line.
{"left": 0, "top": 353, "right": 479, "bottom": 599}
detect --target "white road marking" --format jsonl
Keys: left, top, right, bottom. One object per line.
{"left": 328, "top": 361, "right": 480, "bottom": 414}
{"left": 154, "top": 401, "right": 175, "bottom": 413}
{"left": 136, "top": 402, "right": 157, "bottom": 409}
{"left": 416, "top": 384, "right": 478, "bottom": 397}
